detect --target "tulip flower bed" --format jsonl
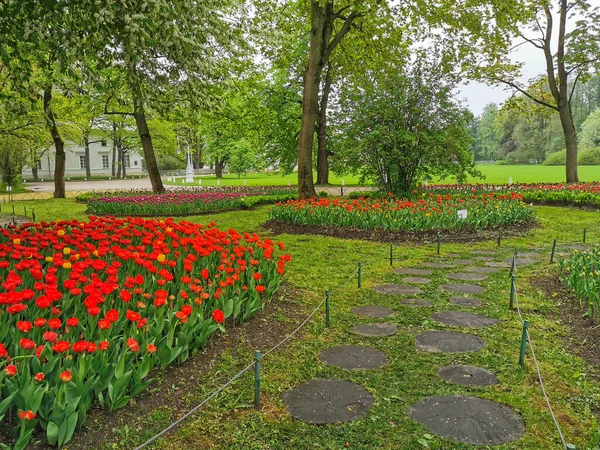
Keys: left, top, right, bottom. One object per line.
{"left": 83, "top": 186, "right": 298, "bottom": 216}
{"left": 270, "top": 192, "right": 534, "bottom": 232}
{"left": 0, "top": 216, "right": 289, "bottom": 448}
{"left": 559, "top": 247, "right": 600, "bottom": 318}
{"left": 422, "top": 182, "right": 600, "bottom": 208}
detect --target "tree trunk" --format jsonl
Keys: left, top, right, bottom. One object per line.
{"left": 316, "top": 63, "right": 333, "bottom": 185}
{"left": 43, "top": 85, "right": 66, "bottom": 198}
{"left": 116, "top": 146, "right": 122, "bottom": 179}
{"left": 111, "top": 122, "right": 117, "bottom": 177}
{"left": 84, "top": 136, "right": 92, "bottom": 179}
{"left": 133, "top": 100, "right": 165, "bottom": 193}
{"left": 215, "top": 157, "right": 223, "bottom": 178}
{"left": 559, "top": 100, "right": 578, "bottom": 182}
{"left": 122, "top": 151, "right": 127, "bottom": 178}
{"left": 30, "top": 149, "right": 39, "bottom": 181}
{"left": 298, "top": 1, "right": 328, "bottom": 199}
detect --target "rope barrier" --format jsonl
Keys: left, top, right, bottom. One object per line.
{"left": 134, "top": 257, "right": 363, "bottom": 449}
{"left": 513, "top": 259, "right": 568, "bottom": 449}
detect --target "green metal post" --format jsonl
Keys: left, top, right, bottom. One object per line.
{"left": 519, "top": 320, "right": 529, "bottom": 366}
{"left": 389, "top": 244, "right": 393, "bottom": 266}
{"left": 12, "top": 204, "right": 14, "bottom": 214}
{"left": 325, "top": 291, "right": 330, "bottom": 327}
{"left": 510, "top": 274, "right": 516, "bottom": 309}
{"left": 32, "top": 209, "right": 35, "bottom": 223}
{"left": 497, "top": 230, "right": 502, "bottom": 247}
{"left": 254, "top": 350, "right": 261, "bottom": 406}
{"left": 510, "top": 252, "right": 516, "bottom": 276}
{"left": 550, "top": 239, "right": 557, "bottom": 264}
{"left": 583, "top": 228, "right": 587, "bottom": 243}
{"left": 437, "top": 233, "right": 441, "bottom": 254}
{"left": 24, "top": 206, "right": 26, "bottom": 218}
{"left": 358, "top": 262, "right": 362, "bottom": 288}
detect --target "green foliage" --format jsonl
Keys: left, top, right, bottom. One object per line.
{"left": 334, "top": 57, "right": 477, "bottom": 194}
{"left": 580, "top": 108, "right": 600, "bottom": 149}
{"left": 543, "top": 150, "right": 566, "bottom": 166}
{"left": 559, "top": 248, "right": 600, "bottom": 318}
{"left": 157, "top": 155, "right": 185, "bottom": 171}
{"left": 578, "top": 148, "right": 600, "bottom": 166}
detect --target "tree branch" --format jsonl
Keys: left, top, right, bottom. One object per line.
{"left": 324, "top": 11, "right": 360, "bottom": 62}
{"left": 494, "top": 77, "right": 559, "bottom": 111}
{"left": 569, "top": 70, "right": 584, "bottom": 103}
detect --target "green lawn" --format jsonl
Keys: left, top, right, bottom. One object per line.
{"left": 164, "top": 165, "right": 600, "bottom": 188}
{"left": 12, "top": 199, "right": 598, "bottom": 449}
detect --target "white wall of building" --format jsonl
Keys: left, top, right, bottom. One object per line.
{"left": 22, "top": 140, "right": 144, "bottom": 178}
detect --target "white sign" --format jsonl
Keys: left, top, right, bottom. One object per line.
{"left": 457, "top": 209, "right": 468, "bottom": 220}
{"left": 508, "top": 177, "right": 513, "bottom": 185}
{"left": 424, "top": 179, "right": 428, "bottom": 187}
{"left": 217, "top": 180, "right": 221, "bottom": 186}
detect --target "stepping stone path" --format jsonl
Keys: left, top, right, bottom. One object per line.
{"left": 393, "top": 268, "right": 432, "bottom": 276}
{"left": 319, "top": 345, "right": 388, "bottom": 370}
{"left": 439, "top": 283, "right": 485, "bottom": 294}
{"left": 352, "top": 306, "right": 394, "bottom": 318}
{"left": 373, "top": 284, "right": 424, "bottom": 295}
{"left": 449, "top": 259, "right": 477, "bottom": 265}
{"left": 421, "top": 262, "right": 454, "bottom": 269}
{"left": 449, "top": 296, "right": 482, "bottom": 308}
{"left": 438, "top": 364, "right": 499, "bottom": 387}
{"left": 401, "top": 298, "right": 431, "bottom": 307}
{"left": 431, "top": 311, "right": 500, "bottom": 328}
{"left": 352, "top": 323, "right": 398, "bottom": 337}
{"left": 485, "top": 261, "right": 510, "bottom": 268}
{"left": 446, "top": 272, "right": 488, "bottom": 282}
{"left": 285, "top": 246, "right": 524, "bottom": 446}
{"left": 415, "top": 331, "right": 485, "bottom": 353}
{"left": 284, "top": 378, "right": 374, "bottom": 424}
{"left": 464, "top": 266, "right": 500, "bottom": 274}
{"left": 402, "top": 277, "right": 431, "bottom": 284}
{"left": 407, "top": 395, "right": 525, "bottom": 445}
{"left": 471, "top": 250, "right": 497, "bottom": 256}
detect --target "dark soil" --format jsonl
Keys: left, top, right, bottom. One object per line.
{"left": 263, "top": 219, "right": 538, "bottom": 245}
{"left": 2, "top": 284, "right": 309, "bottom": 449}
{"left": 538, "top": 273, "right": 600, "bottom": 381}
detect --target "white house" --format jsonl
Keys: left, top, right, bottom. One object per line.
{"left": 22, "top": 139, "right": 144, "bottom": 178}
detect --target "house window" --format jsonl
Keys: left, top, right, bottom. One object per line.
{"left": 37, "top": 160, "right": 42, "bottom": 170}
{"left": 101, "top": 140, "right": 107, "bottom": 147}
{"left": 134, "top": 160, "right": 138, "bottom": 166}
{"left": 124, "top": 155, "right": 130, "bottom": 168}
{"left": 102, "top": 155, "right": 109, "bottom": 169}
{"left": 79, "top": 155, "right": 87, "bottom": 169}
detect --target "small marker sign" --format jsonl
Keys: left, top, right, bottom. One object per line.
{"left": 457, "top": 209, "right": 468, "bottom": 220}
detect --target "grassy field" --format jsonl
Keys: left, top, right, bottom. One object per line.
{"left": 7, "top": 198, "right": 600, "bottom": 449}
{"left": 163, "top": 165, "right": 600, "bottom": 188}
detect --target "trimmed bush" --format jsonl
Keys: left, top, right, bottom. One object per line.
{"left": 578, "top": 148, "right": 600, "bottom": 165}
{"left": 543, "top": 150, "right": 566, "bottom": 166}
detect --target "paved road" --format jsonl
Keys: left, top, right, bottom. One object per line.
{"left": 2, "top": 179, "right": 374, "bottom": 202}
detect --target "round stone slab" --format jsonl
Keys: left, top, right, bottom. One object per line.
{"left": 402, "top": 277, "right": 431, "bottom": 284}
{"left": 407, "top": 395, "right": 525, "bottom": 445}
{"left": 401, "top": 298, "right": 432, "bottom": 307}
{"left": 431, "top": 311, "right": 500, "bottom": 328}
{"left": 471, "top": 250, "right": 497, "bottom": 256}
{"left": 474, "top": 256, "right": 494, "bottom": 262}
{"left": 415, "top": 331, "right": 485, "bottom": 353}
{"left": 446, "top": 272, "right": 488, "bottom": 282}
{"left": 449, "top": 296, "right": 482, "bottom": 308}
{"left": 506, "top": 258, "right": 538, "bottom": 266}
{"left": 373, "top": 284, "right": 424, "bottom": 295}
{"left": 449, "top": 259, "right": 476, "bottom": 265}
{"left": 319, "top": 345, "right": 388, "bottom": 370}
{"left": 485, "top": 261, "right": 510, "bottom": 268}
{"left": 352, "top": 305, "right": 395, "bottom": 318}
{"left": 439, "top": 283, "right": 485, "bottom": 294}
{"left": 438, "top": 364, "right": 499, "bottom": 387}
{"left": 352, "top": 323, "right": 398, "bottom": 337}
{"left": 393, "top": 268, "right": 432, "bottom": 276}
{"left": 464, "top": 266, "right": 500, "bottom": 274}
{"left": 421, "top": 262, "right": 454, "bottom": 269}
{"left": 283, "top": 378, "right": 374, "bottom": 424}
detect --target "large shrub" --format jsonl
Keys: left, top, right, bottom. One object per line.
{"left": 578, "top": 148, "right": 600, "bottom": 165}
{"left": 543, "top": 150, "right": 566, "bottom": 166}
